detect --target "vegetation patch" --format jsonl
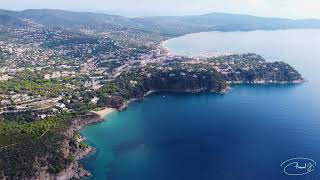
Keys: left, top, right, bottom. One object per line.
{"left": 0, "top": 115, "right": 67, "bottom": 147}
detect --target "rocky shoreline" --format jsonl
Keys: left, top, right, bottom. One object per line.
{"left": 59, "top": 86, "right": 230, "bottom": 179}
{"left": 61, "top": 80, "right": 300, "bottom": 179}
{"left": 226, "top": 79, "right": 305, "bottom": 85}
{"left": 53, "top": 113, "right": 105, "bottom": 180}
{"left": 118, "top": 86, "right": 232, "bottom": 110}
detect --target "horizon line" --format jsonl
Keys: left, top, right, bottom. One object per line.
{"left": 1, "top": 8, "right": 319, "bottom": 20}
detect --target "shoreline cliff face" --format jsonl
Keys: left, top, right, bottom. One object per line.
{"left": 69, "top": 85, "right": 231, "bottom": 179}
{"left": 46, "top": 113, "right": 104, "bottom": 180}
{"left": 0, "top": 113, "right": 103, "bottom": 180}
{"left": 70, "top": 81, "right": 302, "bottom": 179}
{"left": 68, "top": 78, "right": 304, "bottom": 179}
{"left": 55, "top": 54, "right": 304, "bottom": 179}
{"left": 117, "top": 85, "right": 231, "bottom": 110}
{"left": 52, "top": 51, "right": 304, "bottom": 180}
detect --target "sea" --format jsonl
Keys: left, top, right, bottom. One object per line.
{"left": 81, "top": 29, "right": 320, "bottom": 180}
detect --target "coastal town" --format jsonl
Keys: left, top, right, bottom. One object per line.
{"left": 0, "top": 35, "right": 303, "bottom": 117}
{"left": 0, "top": 9, "right": 304, "bottom": 180}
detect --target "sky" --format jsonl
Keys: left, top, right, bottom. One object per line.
{"left": 1, "top": 0, "right": 320, "bottom": 19}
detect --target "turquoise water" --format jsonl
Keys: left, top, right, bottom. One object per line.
{"left": 81, "top": 29, "right": 320, "bottom": 180}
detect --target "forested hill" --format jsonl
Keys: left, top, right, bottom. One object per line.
{"left": 1, "top": 9, "right": 320, "bottom": 35}
{"left": 133, "top": 13, "right": 320, "bottom": 35}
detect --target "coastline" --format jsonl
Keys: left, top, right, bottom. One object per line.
{"left": 74, "top": 36, "right": 304, "bottom": 179}
{"left": 160, "top": 34, "right": 236, "bottom": 59}
{"left": 160, "top": 40, "right": 173, "bottom": 56}
{"left": 62, "top": 109, "right": 116, "bottom": 179}
{"left": 226, "top": 79, "right": 305, "bottom": 85}
{"left": 75, "top": 80, "right": 305, "bottom": 179}
{"left": 118, "top": 86, "right": 231, "bottom": 110}
{"left": 91, "top": 107, "right": 116, "bottom": 118}
{"left": 52, "top": 113, "right": 105, "bottom": 180}
{"left": 73, "top": 88, "right": 225, "bottom": 179}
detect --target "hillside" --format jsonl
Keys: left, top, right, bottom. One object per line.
{"left": 0, "top": 8, "right": 307, "bottom": 180}
{"left": 133, "top": 13, "right": 320, "bottom": 35}
{"left": 1, "top": 9, "right": 320, "bottom": 35}
{"left": 0, "top": 9, "right": 135, "bottom": 27}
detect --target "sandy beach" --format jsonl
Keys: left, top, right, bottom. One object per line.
{"left": 160, "top": 40, "right": 174, "bottom": 56}
{"left": 91, "top": 107, "right": 116, "bottom": 118}
{"left": 161, "top": 38, "right": 234, "bottom": 58}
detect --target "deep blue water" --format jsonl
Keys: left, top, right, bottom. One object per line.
{"left": 81, "top": 29, "right": 320, "bottom": 180}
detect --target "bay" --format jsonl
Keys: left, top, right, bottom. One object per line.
{"left": 81, "top": 29, "right": 320, "bottom": 180}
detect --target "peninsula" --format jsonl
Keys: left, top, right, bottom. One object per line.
{"left": 0, "top": 9, "right": 305, "bottom": 179}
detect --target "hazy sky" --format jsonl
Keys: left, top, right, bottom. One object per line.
{"left": 2, "top": 0, "right": 320, "bottom": 19}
